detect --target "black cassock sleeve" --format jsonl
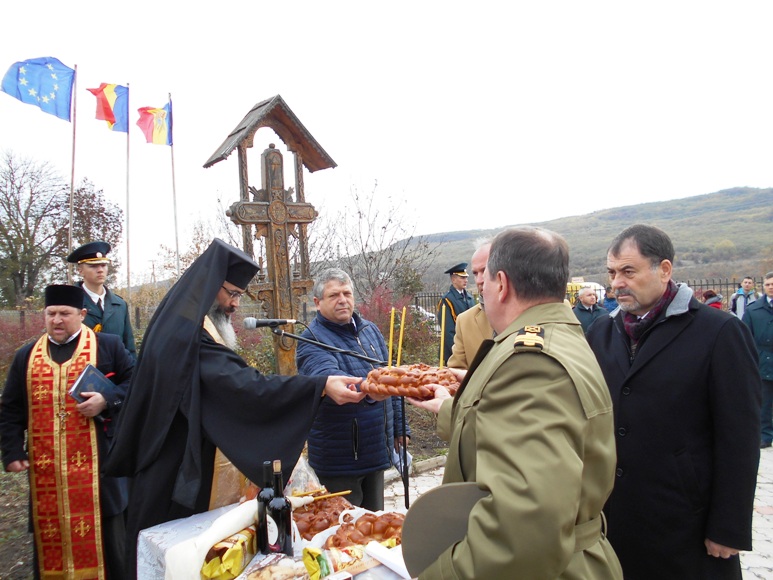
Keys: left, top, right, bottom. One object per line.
{"left": 198, "top": 334, "right": 326, "bottom": 486}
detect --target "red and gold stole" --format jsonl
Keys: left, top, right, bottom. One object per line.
{"left": 27, "top": 325, "right": 105, "bottom": 579}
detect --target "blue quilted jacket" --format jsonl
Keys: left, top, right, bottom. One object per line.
{"left": 296, "top": 311, "right": 411, "bottom": 476}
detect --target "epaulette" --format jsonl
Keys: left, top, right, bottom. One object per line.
{"left": 513, "top": 325, "right": 545, "bottom": 353}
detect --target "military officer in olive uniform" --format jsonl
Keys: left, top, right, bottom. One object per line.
{"left": 68, "top": 241, "right": 136, "bottom": 359}
{"left": 437, "top": 262, "right": 476, "bottom": 366}
{"left": 410, "top": 227, "right": 622, "bottom": 579}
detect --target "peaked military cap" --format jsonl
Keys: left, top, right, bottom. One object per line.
{"left": 444, "top": 262, "right": 469, "bottom": 276}
{"left": 67, "top": 241, "right": 111, "bottom": 264}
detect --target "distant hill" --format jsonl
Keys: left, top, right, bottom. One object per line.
{"left": 420, "top": 187, "right": 773, "bottom": 289}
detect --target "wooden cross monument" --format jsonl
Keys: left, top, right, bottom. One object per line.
{"left": 204, "top": 95, "right": 336, "bottom": 374}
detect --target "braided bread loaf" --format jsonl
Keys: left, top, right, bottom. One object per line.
{"left": 293, "top": 495, "right": 354, "bottom": 541}
{"left": 323, "top": 512, "right": 405, "bottom": 549}
{"left": 361, "top": 364, "right": 459, "bottom": 399}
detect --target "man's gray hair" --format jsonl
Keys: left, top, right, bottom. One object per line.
{"left": 313, "top": 268, "right": 353, "bottom": 299}
{"left": 578, "top": 287, "right": 594, "bottom": 298}
{"left": 488, "top": 226, "right": 569, "bottom": 302}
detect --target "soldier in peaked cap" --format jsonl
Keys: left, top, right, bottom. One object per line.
{"left": 0, "top": 285, "right": 134, "bottom": 579}
{"left": 67, "top": 241, "right": 136, "bottom": 359}
{"left": 437, "top": 262, "right": 476, "bottom": 365}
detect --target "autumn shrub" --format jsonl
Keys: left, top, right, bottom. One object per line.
{"left": 358, "top": 285, "right": 438, "bottom": 366}
{"left": 0, "top": 311, "right": 45, "bottom": 386}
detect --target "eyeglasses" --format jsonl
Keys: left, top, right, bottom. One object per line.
{"left": 221, "top": 285, "right": 245, "bottom": 300}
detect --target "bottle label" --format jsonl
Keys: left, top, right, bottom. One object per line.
{"left": 267, "top": 515, "right": 279, "bottom": 548}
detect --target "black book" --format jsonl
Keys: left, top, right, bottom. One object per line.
{"left": 68, "top": 364, "right": 114, "bottom": 403}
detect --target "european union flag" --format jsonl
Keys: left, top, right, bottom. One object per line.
{"left": 1, "top": 57, "right": 75, "bottom": 121}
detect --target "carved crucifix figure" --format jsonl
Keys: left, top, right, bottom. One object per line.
{"left": 227, "top": 143, "right": 316, "bottom": 374}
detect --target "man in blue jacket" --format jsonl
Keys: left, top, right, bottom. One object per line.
{"left": 743, "top": 272, "right": 773, "bottom": 448}
{"left": 296, "top": 268, "right": 410, "bottom": 511}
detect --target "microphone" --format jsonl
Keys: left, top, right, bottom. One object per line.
{"left": 243, "top": 317, "right": 297, "bottom": 329}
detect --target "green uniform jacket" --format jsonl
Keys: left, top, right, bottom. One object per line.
{"left": 77, "top": 282, "right": 136, "bottom": 359}
{"left": 425, "top": 302, "right": 622, "bottom": 580}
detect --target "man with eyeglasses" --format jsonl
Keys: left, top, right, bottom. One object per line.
{"left": 105, "top": 239, "right": 365, "bottom": 577}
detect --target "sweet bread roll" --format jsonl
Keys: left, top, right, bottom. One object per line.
{"left": 293, "top": 494, "right": 354, "bottom": 541}
{"left": 361, "top": 364, "right": 459, "bottom": 399}
{"left": 323, "top": 512, "right": 405, "bottom": 549}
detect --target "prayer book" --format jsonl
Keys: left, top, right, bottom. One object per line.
{"left": 68, "top": 364, "right": 113, "bottom": 403}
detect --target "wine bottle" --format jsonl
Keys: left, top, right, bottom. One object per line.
{"left": 256, "top": 460, "right": 275, "bottom": 554}
{"left": 267, "top": 459, "right": 293, "bottom": 556}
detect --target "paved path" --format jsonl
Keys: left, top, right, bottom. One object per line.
{"left": 384, "top": 449, "right": 773, "bottom": 579}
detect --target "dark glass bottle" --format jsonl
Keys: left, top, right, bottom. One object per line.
{"left": 267, "top": 459, "right": 293, "bottom": 556}
{"left": 256, "top": 460, "right": 275, "bottom": 554}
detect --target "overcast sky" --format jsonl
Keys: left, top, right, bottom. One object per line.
{"left": 2, "top": 1, "right": 772, "bottom": 282}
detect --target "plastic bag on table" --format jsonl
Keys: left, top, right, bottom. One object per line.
{"left": 391, "top": 448, "right": 413, "bottom": 478}
{"left": 285, "top": 451, "right": 324, "bottom": 496}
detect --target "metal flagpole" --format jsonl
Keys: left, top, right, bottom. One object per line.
{"left": 67, "top": 64, "right": 78, "bottom": 284}
{"left": 125, "top": 83, "right": 131, "bottom": 304}
{"left": 169, "top": 93, "right": 180, "bottom": 277}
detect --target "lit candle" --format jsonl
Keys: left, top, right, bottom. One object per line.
{"left": 439, "top": 305, "right": 446, "bottom": 368}
{"left": 396, "top": 306, "right": 407, "bottom": 367}
{"left": 388, "top": 307, "right": 395, "bottom": 367}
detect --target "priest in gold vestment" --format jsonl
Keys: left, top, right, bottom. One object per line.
{"left": 0, "top": 285, "right": 134, "bottom": 579}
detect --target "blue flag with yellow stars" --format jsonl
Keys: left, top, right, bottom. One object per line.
{"left": 1, "top": 56, "right": 75, "bottom": 121}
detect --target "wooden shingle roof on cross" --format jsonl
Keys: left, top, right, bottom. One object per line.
{"left": 203, "top": 94, "right": 336, "bottom": 171}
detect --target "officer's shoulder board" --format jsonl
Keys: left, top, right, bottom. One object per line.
{"left": 512, "top": 325, "right": 545, "bottom": 353}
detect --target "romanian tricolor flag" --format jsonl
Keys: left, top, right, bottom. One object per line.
{"left": 136, "top": 101, "right": 172, "bottom": 145}
{"left": 87, "top": 83, "right": 128, "bottom": 132}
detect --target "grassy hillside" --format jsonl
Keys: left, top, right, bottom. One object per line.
{"left": 420, "top": 187, "right": 773, "bottom": 288}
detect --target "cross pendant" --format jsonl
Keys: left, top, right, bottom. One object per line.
{"left": 58, "top": 409, "right": 69, "bottom": 427}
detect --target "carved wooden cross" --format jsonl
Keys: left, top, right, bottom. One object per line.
{"left": 227, "top": 144, "right": 316, "bottom": 374}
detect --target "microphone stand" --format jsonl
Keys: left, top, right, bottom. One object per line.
{"left": 272, "top": 329, "right": 387, "bottom": 365}
{"left": 272, "top": 328, "right": 413, "bottom": 509}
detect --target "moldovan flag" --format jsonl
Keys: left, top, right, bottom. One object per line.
{"left": 136, "top": 101, "right": 172, "bottom": 145}
{"left": 0, "top": 56, "right": 74, "bottom": 121}
{"left": 87, "top": 83, "right": 128, "bottom": 132}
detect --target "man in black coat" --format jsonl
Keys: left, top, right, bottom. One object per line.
{"left": 0, "top": 285, "right": 133, "bottom": 579}
{"left": 572, "top": 286, "right": 607, "bottom": 333}
{"left": 586, "top": 224, "right": 761, "bottom": 580}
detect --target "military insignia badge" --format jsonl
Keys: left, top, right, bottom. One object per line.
{"left": 513, "top": 325, "right": 545, "bottom": 352}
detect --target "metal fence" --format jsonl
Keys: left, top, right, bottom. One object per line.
{"left": 415, "top": 276, "right": 767, "bottom": 314}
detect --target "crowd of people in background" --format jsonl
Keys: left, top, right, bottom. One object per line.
{"left": 0, "top": 228, "right": 770, "bottom": 579}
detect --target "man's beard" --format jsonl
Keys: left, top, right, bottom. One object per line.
{"left": 615, "top": 289, "right": 642, "bottom": 313}
{"left": 209, "top": 303, "right": 237, "bottom": 349}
